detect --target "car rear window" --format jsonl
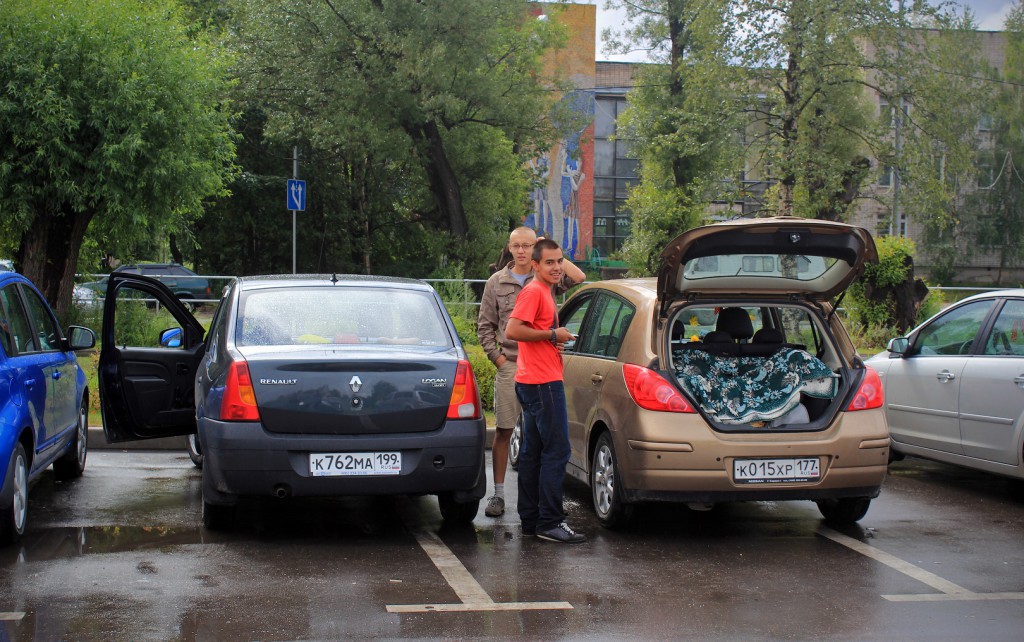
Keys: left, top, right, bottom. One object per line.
{"left": 684, "top": 253, "right": 835, "bottom": 281}
{"left": 236, "top": 286, "right": 453, "bottom": 348}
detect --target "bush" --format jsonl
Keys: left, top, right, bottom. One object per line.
{"left": 465, "top": 344, "right": 495, "bottom": 412}
{"left": 845, "top": 235, "right": 928, "bottom": 337}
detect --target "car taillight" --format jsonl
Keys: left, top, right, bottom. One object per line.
{"left": 622, "top": 363, "right": 695, "bottom": 413}
{"left": 847, "top": 366, "right": 884, "bottom": 411}
{"left": 221, "top": 360, "right": 260, "bottom": 421}
{"left": 447, "top": 360, "right": 481, "bottom": 420}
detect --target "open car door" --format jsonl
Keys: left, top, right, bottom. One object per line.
{"left": 99, "top": 273, "right": 206, "bottom": 442}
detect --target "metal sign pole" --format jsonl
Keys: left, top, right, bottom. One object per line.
{"left": 293, "top": 146, "right": 298, "bottom": 274}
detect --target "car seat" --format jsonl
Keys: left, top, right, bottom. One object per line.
{"left": 716, "top": 307, "right": 754, "bottom": 342}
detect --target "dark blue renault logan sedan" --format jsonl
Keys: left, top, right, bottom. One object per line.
{"left": 1, "top": 272, "right": 96, "bottom": 543}
{"left": 99, "top": 274, "right": 486, "bottom": 528}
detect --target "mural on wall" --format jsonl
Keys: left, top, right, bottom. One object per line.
{"left": 525, "top": 92, "right": 594, "bottom": 260}
{"left": 526, "top": 3, "right": 595, "bottom": 261}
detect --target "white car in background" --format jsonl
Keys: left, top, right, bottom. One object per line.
{"left": 868, "top": 290, "right": 1024, "bottom": 480}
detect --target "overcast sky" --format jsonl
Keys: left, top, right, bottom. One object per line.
{"left": 589, "top": 1, "right": 1018, "bottom": 62}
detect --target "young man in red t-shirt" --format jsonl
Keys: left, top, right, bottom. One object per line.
{"left": 505, "top": 239, "right": 586, "bottom": 544}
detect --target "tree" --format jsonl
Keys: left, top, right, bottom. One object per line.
{"left": 604, "top": 0, "right": 740, "bottom": 275}
{"left": 965, "top": 3, "right": 1024, "bottom": 285}
{"left": 225, "top": 0, "right": 567, "bottom": 277}
{"left": 884, "top": 10, "right": 996, "bottom": 283}
{"left": 0, "top": 0, "right": 236, "bottom": 318}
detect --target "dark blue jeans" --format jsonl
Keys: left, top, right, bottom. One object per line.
{"left": 515, "top": 381, "right": 571, "bottom": 532}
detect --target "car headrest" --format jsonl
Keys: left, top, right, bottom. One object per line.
{"left": 702, "top": 330, "right": 733, "bottom": 344}
{"left": 752, "top": 328, "right": 784, "bottom": 344}
{"left": 716, "top": 307, "right": 753, "bottom": 341}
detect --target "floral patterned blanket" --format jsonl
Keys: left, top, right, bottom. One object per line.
{"left": 672, "top": 347, "right": 838, "bottom": 425}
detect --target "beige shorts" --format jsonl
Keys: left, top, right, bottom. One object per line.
{"left": 493, "top": 359, "right": 522, "bottom": 431}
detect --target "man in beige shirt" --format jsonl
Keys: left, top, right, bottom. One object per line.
{"left": 477, "top": 227, "right": 585, "bottom": 517}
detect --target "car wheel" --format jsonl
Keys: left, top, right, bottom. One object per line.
{"left": 816, "top": 497, "right": 871, "bottom": 524}
{"left": 1, "top": 444, "right": 29, "bottom": 544}
{"left": 437, "top": 493, "right": 479, "bottom": 525}
{"left": 187, "top": 433, "right": 203, "bottom": 469}
{"left": 54, "top": 399, "right": 89, "bottom": 480}
{"left": 508, "top": 412, "right": 523, "bottom": 470}
{"left": 591, "top": 432, "right": 633, "bottom": 529}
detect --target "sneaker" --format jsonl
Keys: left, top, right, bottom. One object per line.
{"left": 484, "top": 495, "right": 505, "bottom": 517}
{"left": 537, "top": 522, "right": 586, "bottom": 544}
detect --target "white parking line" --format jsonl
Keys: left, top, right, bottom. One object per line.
{"left": 0, "top": 612, "right": 25, "bottom": 621}
{"left": 818, "top": 526, "right": 1024, "bottom": 602}
{"left": 386, "top": 499, "right": 573, "bottom": 613}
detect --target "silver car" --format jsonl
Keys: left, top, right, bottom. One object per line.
{"left": 868, "top": 290, "right": 1024, "bottom": 480}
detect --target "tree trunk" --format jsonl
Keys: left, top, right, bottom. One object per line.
{"left": 15, "top": 207, "right": 93, "bottom": 322}
{"left": 169, "top": 234, "right": 184, "bottom": 265}
{"left": 668, "top": 2, "right": 690, "bottom": 189}
{"left": 406, "top": 120, "right": 468, "bottom": 239}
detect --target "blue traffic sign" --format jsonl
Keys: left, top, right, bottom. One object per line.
{"left": 287, "top": 179, "right": 306, "bottom": 211}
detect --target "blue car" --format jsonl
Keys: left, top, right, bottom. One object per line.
{"left": 1, "top": 272, "right": 96, "bottom": 544}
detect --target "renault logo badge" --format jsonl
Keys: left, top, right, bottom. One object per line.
{"left": 349, "top": 375, "right": 362, "bottom": 393}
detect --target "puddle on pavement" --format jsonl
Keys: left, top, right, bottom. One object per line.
{"left": 4, "top": 526, "right": 206, "bottom": 563}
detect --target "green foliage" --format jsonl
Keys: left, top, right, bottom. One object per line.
{"left": 606, "top": 1, "right": 740, "bottom": 276}
{"left": 845, "top": 235, "right": 917, "bottom": 329}
{"left": 893, "top": 13, "right": 996, "bottom": 281}
{"left": 963, "top": 4, "right": 1024, "bottom": 286}
{"left": 0, "top": 0, "right": 236, "bottom": 314}
{"left": 465, "top": 343, "right": 496, "bottom": 412}
{"left": 222, "top": 0, "right": 564, "bottom": 279}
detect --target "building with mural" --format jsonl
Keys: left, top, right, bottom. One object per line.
{"left": 538, "top": 4, "right": 1018, "bottom": 283}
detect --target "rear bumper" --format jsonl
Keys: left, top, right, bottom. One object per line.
{"left": 199, "top": 417, "right": 486, "bottom": 504}
{"left": 614, "top": 408, "right": 890, "bottom": 504}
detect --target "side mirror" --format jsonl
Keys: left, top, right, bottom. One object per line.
{"left": 887, "top": 337, "right": 910, "bottom": 357}
{"left": 159, "top": 327, "right": 183, "bottom": 348}
{"left": 65, "top": 326, "right": 97, "bottom": 351}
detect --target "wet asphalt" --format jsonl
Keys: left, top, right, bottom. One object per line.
{"left": 2, "top": 449, "right": 1024, "bottom": 640}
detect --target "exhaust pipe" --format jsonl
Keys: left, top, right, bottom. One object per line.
{"left": 273, "top": 484, "right": 291, "bottom": 498}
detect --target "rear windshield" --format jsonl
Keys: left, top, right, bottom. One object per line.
{"left": 684, "top": 254, "right": 837, "bottom": 281}
{"left": 236, "top": 286, "right": 453, "bottom": 348}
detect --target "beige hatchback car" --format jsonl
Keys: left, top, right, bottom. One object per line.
{"left": 559, "top": 217, "right": 889, "bottom": 527}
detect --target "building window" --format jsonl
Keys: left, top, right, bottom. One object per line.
{"left": 593, "top": 95, "right": 637, "bottom": 257}
{"left": 878, "top": 164, "right": 893, "bottom": 187}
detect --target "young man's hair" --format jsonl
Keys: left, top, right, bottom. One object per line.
{"left": 531, "top": 237, "right": 560, "bottom": 262}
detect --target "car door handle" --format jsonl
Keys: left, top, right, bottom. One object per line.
{"left": 1014, "top": 376, "right": 1024, "bottom": 387}
{"left": 591, "top": 374, "right": 604, "bottom": 385}
{"left": 936, "top": 370, "right": 956, "bottom": 382}
{"left": 177, "top": 363, "right": 190, "bottom": 375}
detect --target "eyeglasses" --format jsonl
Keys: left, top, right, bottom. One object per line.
{"left": 509, "top": 243, "right": 534, "bottom": 251}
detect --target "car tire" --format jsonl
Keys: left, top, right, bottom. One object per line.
{"left": 816, "top": 497, "right": 871, "bottom": 524}
{"left": 437, "top": 493, "right": 479, "bottom": 525}
{"left": 1, "top": 443, "right": 29, "bottom": 544}
{"left": 187, "top": 433, "right": 203, "bottom": 469}
{"left": 54, "top": 399, "right": 89, "bottom": 480}
{"left": 591, "top": 432, "right": 633, "bottom": 529}
{"left": 508, "top": 412, "right": 523, "bottom": 470}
